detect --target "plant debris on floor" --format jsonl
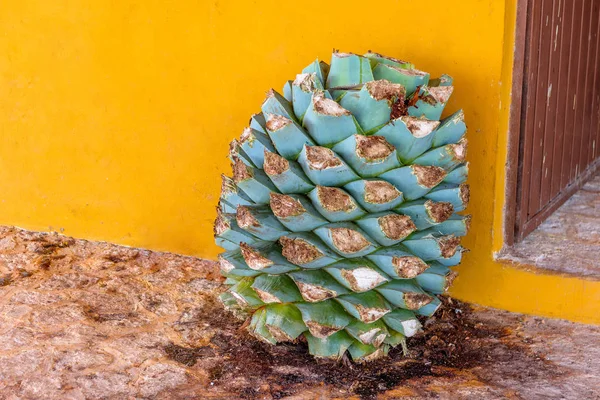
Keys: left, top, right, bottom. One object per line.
{"left": 0, "top": 226, "right": 598, "bottom": 399}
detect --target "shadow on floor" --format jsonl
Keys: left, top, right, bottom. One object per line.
{"left": 500, "top": 173, "right": 600, "bottom": 279}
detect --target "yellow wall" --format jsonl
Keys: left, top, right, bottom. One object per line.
{"left": 0, "top": 0, "right": 506, "bottom": 254}
{"left": 2, "top": 0, "right": 598, "bottom": 323}
{"left": 452, "top": 0, "right": 600, "bottom": 324}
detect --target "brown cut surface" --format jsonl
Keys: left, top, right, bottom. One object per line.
{"left": 0, "top": 226, "right": 599, "bottom": 399}
{"left": 413, "top": 165, "right": 446, "bottom": 188}
{"left": 378, "top": 214, "right": 416, "bottom": 240}
{"left": 330, "top": 227, "right": 370, "bottom": 254}
{"left": 438, "top": 235, "right": 461, "bottom": 258}
{"left": 426, "top": 200, "right": 454, "bottom": 223}
{"left": 232, "top": 157, "right": 252, "bottom": 183}
{"left": 212, "top": 209, "right": 230, "bottom": 236}
{"left": 449, "top": 138, "right": 468, "bottom": 162}
{"left": 265, "top": 114, "right": 292, "bottom": 131}
{"left": 293, "top": 73, "right": 317, "bottom": 92}
{"left": 269, "top": 193, "right": 305, "bottom": 218}
{"left": 460, "top": 183, "right": 471, "bottom": 206}
{"left": 295, "top": 282, "right": 336, "bottom": 302}
{"left": 392, "top": 256, "right": 429, "bottom": 278}
{"left": 305, "top": 321, "right": 341, "bottom": 339}
{"left": 403, "top": 292, "right": 433, "bottom": 310}
{"left": 305, "top": 146, "right": 342, "bottom": 170}
{"left": 317, "top": 186, "right": 355, "bottom": 212}
{"left": 220, "top": 174, "right": 236, "bottom": 196}
{"left": 365, "top": 80, "right": 405, "bottom": 101}
{"left": 263, "top": 151, "right": 290, "bottom": 175}
{"left": 239, "top": 243, "right": 273, "bottom": 270}
{"left": 427, "top": 85, "right": 454, "bottom": 103}
{"left": 354, "top": 305, "right": 390, "bottom": 324}
{"left": 279, "top": 236, "right": 322, "bottom": 265}
{"left": 236, "top": 206, "right": 259, "bottom": 229}
{"left": 365, "top": 79, "right": 406, "bottom": 117}
{"left": 312, "top": 91, "right": 351, "bottom": 116}
{"left": 402, "top": 116, "right": 440, "bottom": 138}
{"left": 355, "top": 135, "right": 394, "bottom": 161}
{"left": 364, "top": 180, "right": 402, "bottom": 204}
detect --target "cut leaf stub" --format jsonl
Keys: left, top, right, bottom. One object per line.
{"left": 214, "top": 50, "right": 469, "bottom": 362}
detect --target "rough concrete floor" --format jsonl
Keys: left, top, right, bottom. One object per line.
{"left": 500, "top": 173, "right": 600, "bottom": 279}
{"left": 0, "top": 226, "right": 599, "bottom": 400}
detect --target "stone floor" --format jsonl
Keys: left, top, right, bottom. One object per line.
{"left": 500, "top": 173, "right": 600, "bottom": 279}
{"left": 1, "top": 226, "right": 599, "bottom": 400}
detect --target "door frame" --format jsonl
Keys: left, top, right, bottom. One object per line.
{"left": 503, "top": 0, "right": 528, "bottom": 246}
{"left": 504, "top": 0, "right": 600, "bottom": 246}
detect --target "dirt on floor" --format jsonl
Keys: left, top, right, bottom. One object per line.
{"left": 499, "top": 173, "right": 600, "bottom": 279}
{"left": 0, "top": 226, "right": 599, "bottom": 400}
